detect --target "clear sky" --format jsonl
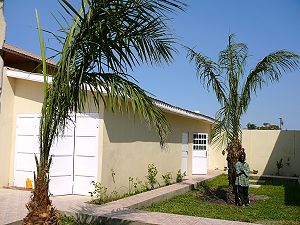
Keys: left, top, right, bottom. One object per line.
{"left": 4, "top": 0, "right": 300, "bottom": 130}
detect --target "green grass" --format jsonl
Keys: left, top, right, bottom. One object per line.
{"left": 143, "top": 174, "right": 300, "bottom": 225}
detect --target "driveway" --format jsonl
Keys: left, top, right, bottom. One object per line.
{"left": 0, "top": 188, "right": 90, "bottom": 225}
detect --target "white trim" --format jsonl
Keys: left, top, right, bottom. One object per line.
{"left": 6, "top": 67, "right": 215, "bottom": 124}
{"left": 155, "top": 101, "right": 215, "bottom": 124}
{"left": 6, "top": 68, "right": 53, "bottom": 83}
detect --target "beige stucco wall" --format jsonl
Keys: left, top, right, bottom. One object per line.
{"left": 208, "top": 142, "right": 227, "bottom": 171}
{"left": 207, "top": 130, "right": 300, "bottom": 177}
{"left": 100, "top": 108, "right": 211, "bottom": 194}
{"left": 0, "top": 0, "right": 6, "bottom": 104}
{"left": 242, "top": 130, "right": 300, "bottom": 177}
{"left": 0, "top": 69, "right": 15, "bottom": 186}
{"left": 0, "top": 70, "right": 213, "bottom": 191}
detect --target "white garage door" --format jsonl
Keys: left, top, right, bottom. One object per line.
{"left": 14, "top": 113, "right": 99, "bottom": 196}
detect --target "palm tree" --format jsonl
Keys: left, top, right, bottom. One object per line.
{"left": 187, "top": 34, "right": 300, "bottom": 192}
{"left": 23, "top": 0, "right": 185, "bottom": 224}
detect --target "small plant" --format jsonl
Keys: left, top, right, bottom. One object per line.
{"left": 276, "top": 158, "right": 284, "bottom": 176}
{"left": 286, "top": 157, "right": 290, "bottom": 167}
{"left": 146, "top": 163, "right": 158, "bottom": 189}
{"left": 110, "top": 190, "right": 120, "bottom": 201}
{"left": 176, "top": 169, "right": 186, "bottom": 183}
{"left": 162, "top": 172, "right": 172, "bottom": 186}
{"left": 89, "top": 181, "right": 109, "bottom": 204}
{"left": 134, "top": 178, "right": 143, "bottom": 193}
{"left": 141, "top": 182, "right": 149, "bottom": 192}
{"left": 128, "top": 176, "right": 134, "bottom": 195}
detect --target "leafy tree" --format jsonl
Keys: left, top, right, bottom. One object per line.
{"left": 246, "top": 122, "right": 280, "bottom": 130}
{"left": 246, "top": 123, "right": 257, "bottom": 130}
{"left": 260, "top": 123, "right": 280, "bottom": 130}
{"left": 23, "top": 0, "right": 185, "bottom": 224}
{"left": 187, "top": 34, "right": 300, "bottom": 191}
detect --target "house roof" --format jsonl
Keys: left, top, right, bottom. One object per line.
{"left": 2, "top": 43, "right": 57, "bottom": 67}
{"left": 3, "top": 43, "right": 215, "bottom": 124}
{"left": 6, "top": 67, "right": 215, "bottom": 124}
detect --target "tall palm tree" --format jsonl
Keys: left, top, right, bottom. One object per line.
{"left": 187, "top": 34, "right": 300, "bottom": 190}
{"left": 23, "top": 0, "right": 185, "bottom": 224}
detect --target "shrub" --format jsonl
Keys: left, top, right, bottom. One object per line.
{"left": 128, "top": 177, "right": 143, "bottom": 195}
{"left": 162, "top": 172, "right": 172, "bottom": 186}
{"left": 276, "top": 158, "right": 283, "bottom": 176}
{"left": 146, "top": 163, "right": 159, "bottom": 189}
{"left": 89, "top": 181, "right": 109, "bottom": 204}
{"left": 176, "top": 169, "right": 186, "bottom": 183}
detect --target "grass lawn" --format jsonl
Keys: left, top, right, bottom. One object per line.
{"left": 143, "top": 174, "right": 300, "bottom": 225}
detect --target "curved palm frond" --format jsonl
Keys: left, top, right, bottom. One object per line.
{"left": 186, "top": 47, "right": 226, "bottom": 106}
{"left": 79, "top": 72, "right": 170, "bottom": 146}
{"left": 40, "top": 0, "right": 185, "bottom": 157}
{"left": 240, "top": 50, "right": 300, "bottom": 112}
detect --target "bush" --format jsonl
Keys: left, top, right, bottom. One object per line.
{"left": 89, "top": 181, "right": 109, "bottom": 204}
{"left": 162, "top": 172, "right": 172, "bottom": 186}
{"left": 176, "top": 169, "right": 186, "bottom": 183}
{"left": 146, "top": 163, "right": 159, "bottom": 189}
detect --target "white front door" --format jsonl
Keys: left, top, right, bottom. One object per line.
{"left": 181, "top": 132, "right": 188, "bottom": 175}
{"left": 192, "top": 133, "right": 208, "bottom": 174}
{"left": 14, "top": 113, "right": 99, "bottom": 196}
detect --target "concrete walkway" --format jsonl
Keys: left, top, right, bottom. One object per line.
{"left": 0, "top": 170, "right": 260, "bottom": 225}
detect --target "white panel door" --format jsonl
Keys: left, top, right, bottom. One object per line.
{"left": 73, "top": 114, "right": 99, "bottom": 195}
{"left": 181, "top": 132, "right": 188, "bottom": 175}
{"left": 192, "top": 133, "right": 208, "bottom": 174}
{"left": 14, "top": 113, "right": 99, "bottom": 196}
{"left": 49, "top": 125, "right": 75, "bottom": 195}
{"left": 14, "top": 115, "right": 40, "bottom": 188}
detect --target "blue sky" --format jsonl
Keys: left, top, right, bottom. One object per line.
{"left": 5, "top": 0, "right": 300, "bottom": 129}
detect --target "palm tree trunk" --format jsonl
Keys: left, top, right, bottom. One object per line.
{"left": 23, "top": 157, "right": 60, "bottom": 225}
{"left": 226, "top": 141, "right": 242, "bottom": 204}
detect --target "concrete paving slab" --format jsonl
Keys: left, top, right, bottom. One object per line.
{"left": 249, "top": 184, "right": 261, "bottom": 188}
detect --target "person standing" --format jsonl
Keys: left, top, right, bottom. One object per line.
{"left": 235, "top": 150, "right": 250, "bottom": 206}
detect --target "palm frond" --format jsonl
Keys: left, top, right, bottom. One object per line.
{"left": 240, "top": 50, "right": 300, "bottom": 111}
{"left": 38, "top": 0, "right": 185, "bottom": 157}
{"left": 187, "top": 47, "right": 226, "bottom": 106}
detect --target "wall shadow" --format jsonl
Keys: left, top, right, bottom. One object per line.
{"left": 104, "top": 109, "right": 210, "bottom": 144}
{"left": 262, "top": 130, "right": 300, "bottom": 177}
{"left": 256, "top": 177, "right": 300, "bottom": 207}
{"left": 248, "top": 130, "right": 300, "bottom": 206}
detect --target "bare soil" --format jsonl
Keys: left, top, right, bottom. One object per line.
{"left": 197, "top": 187, "right": 269, "bottom": 205}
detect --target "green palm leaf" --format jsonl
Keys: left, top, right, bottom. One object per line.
{"left": 188, "top": 34, "right": 300, "bottom": 187}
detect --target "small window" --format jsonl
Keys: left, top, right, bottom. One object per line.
{"left": 193, "top": 133, "right": 208, "bottom": 151}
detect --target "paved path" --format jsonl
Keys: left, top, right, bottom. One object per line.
{"left": 0, "top": 170, "right": 260, "bottom": 225}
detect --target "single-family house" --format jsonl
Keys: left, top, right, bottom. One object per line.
{"left": 0, "top": 43, "right": 216, "bottom": 195}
